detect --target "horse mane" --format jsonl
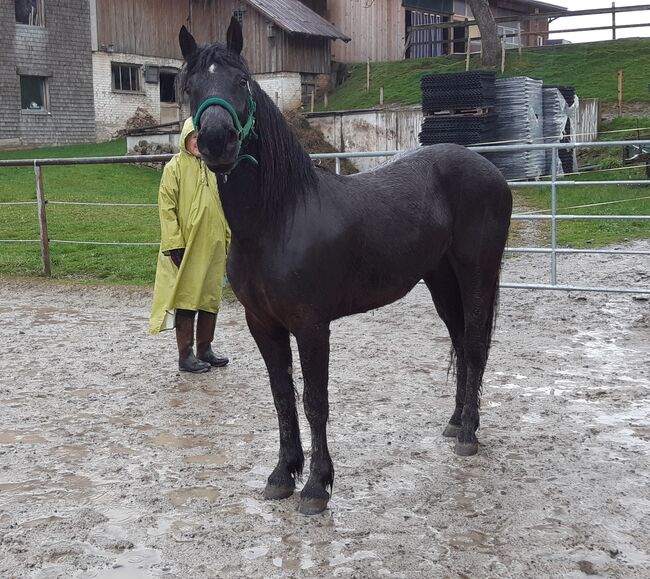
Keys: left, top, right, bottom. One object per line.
{"left": 178, "top": 42, "right": 318, "bottom": 221}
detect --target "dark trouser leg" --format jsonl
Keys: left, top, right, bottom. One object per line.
{"left": 196, "top": 310, "right": 229, "bottom": 367}
{"left": 176, "top": 309, "right": 210, "bottom": 373}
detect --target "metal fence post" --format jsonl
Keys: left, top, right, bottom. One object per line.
{"left": 34, "top": 162, "right": 51, "bottom": 276}
{"left": 335, "top": 156, "right": 341, "bottom": 175}
{"left": 550, "top": 150, "right": 558, "bottom": 286}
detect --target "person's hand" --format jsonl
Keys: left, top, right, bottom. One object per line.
{"left": 170, "top": 248, "right": 185, "bottom": 268}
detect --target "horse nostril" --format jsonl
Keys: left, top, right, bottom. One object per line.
{"left": 227, "top": 127, "right": 239, "bottom": 142}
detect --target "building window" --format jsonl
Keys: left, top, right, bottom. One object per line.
{"left": 497, "top": 24, "right": 520, "bottom": 48}
{"left": 112, "top": 63, "right": 141, "bottom": 92}
{"left": 20, "top": 76, "right": 48, "bottom": 112}
{"left": 15, "top": 0, "right": 45, "bottom": 26}
{"left": 233, "top": 9, "right": 245, "bottom": 23}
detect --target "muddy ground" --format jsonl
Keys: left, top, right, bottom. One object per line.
{"left": 0, "top": 242, "right": 649, "bottom": 578}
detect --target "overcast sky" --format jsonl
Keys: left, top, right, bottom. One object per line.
{"left": 548, "top": 0, "right": 650, "bottom": 43}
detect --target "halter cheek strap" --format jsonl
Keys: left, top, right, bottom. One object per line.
{"left": 192, "top": 91, "right": 258, "bottom": 170}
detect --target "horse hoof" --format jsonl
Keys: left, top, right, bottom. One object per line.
{"left": 298, "top": 497, "right": 328, "bottom": 515}
{"left": 263, "top": 483, "right": 294, "bottom": 500}
{"left": 442, "top": 423, "right": 460, "bottom": 438}
{"left": 454, "top": 440, "right": 478, "bottom": 456}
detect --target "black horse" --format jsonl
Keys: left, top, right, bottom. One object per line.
{"left": 179, "top": 19, "right": 512, "bottom": 515}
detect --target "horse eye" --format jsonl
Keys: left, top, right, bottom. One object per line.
{"left": 239, "top": 78, "right": 249, "bottom": 88}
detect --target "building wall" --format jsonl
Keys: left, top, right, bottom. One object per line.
{"left": 93, "top": 52, "right": 184, "bottom": 140}
{"left": 254, "top": 73, "right": 303, "bottom": 111}
{"left": 95, "top": 0, "right": 331, "bottom": 75}
{"left": 0, "top": 0, "right": 96, "bottom": 148}
{"left": 328, "top": 0, "right": 406, "bottom": 63}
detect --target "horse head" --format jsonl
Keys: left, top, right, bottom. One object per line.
{"left": 179, "top": 18, "right": 256, "bottom": 174}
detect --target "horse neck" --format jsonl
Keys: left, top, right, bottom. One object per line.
{"left": 218, "top": 88, "right": 318, "bottom": 243}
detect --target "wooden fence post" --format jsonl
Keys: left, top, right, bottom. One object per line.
{"left": 379, "top": 87, "right": 384, "bottom": 105}
{"left": 501, "top": 35, "right": 506, "bottom": 73}
{"left": 310, "top": 90, "right": 315, "bottom": 113}
{"left": 34, "top": 163, "right": 51, "bottom": 276}
{"left": 366, "top": 57, "right": 370, "bottom": 92}
{"left": 617, "top": 68, "right": 624, "bottom": 116}
{"left": 466, "top": 36, "right": 471, "bottom": 71}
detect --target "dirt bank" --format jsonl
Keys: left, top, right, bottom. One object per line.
{"left": 0, "top": 242, "right": 648, "bottom": 578}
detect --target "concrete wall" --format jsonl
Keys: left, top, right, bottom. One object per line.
{"left": 254, "top": 72, "right": 302, "bottom": 111}
{"left": 306, "top": 105, "right": 423, "bottom": 171}
{"left": 92, "top": 52, "right": 184, "bottom": 140}
{"left": 0, "top": 1, "right": 96, "bottom": 148}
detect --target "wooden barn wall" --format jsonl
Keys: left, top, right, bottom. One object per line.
{"left": 96, "top": 0, "right": 329, "bottom": 73}
{"left": 327, "top": 0, "right": 405, "bottom": 63}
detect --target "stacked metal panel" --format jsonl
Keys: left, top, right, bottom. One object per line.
{"left": 488, "top": 77, "right": 545, "bottom": 180}
{"left": 547, "top": 85, "right": 579, "bottom": 174}
{"left": 542, "top": 87, "right": 569, "bottom": 176}
{"left": 419, "top": 71, "right": 497, "bottom": 147}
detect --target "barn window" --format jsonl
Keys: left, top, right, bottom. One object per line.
{"left": 233, "top": 9, "right": 246, "bottom": 23}
{"left": 159, "top": 70, "right": 177, "bottom": 103}
{"left": 112, "top": 63, "right": 141, "bottom": 92}
{"left": 15, "top": 0, "right": 45, "bottom": 26}
{"left": 20, "top": 76, "right": 48, "bottom": 112}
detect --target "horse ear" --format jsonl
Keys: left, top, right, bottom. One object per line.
{"left": 226, "top": 16, "right": 243, "bottom": 55}
{"left": 179, "top": 25, "right": 197, "bottom": 61}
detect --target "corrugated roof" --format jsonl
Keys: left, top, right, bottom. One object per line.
{"left": 244, "top": 0, "right": 351, "bottom": 41}
{"left": 516, "top": 0, "right": 568, "bottom": 12}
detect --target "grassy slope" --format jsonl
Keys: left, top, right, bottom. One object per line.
{"left": 1, "top": 39, "right": 650, "bottom": 284}
{"left": 323, "top": 38, "right": 650, "bottom": 112}
{"left": 0, "top": 139, "right": 162, "bottom": 284}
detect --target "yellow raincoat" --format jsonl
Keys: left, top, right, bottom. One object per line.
{"left": 149, "top": 118, "right": 230, "bottom": 335}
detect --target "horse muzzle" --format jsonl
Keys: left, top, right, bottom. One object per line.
{"left": 196, "top": 108, "right": 241, "bottom": 171}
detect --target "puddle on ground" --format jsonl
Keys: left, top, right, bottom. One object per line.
{"left": 50, "top": 445, "right": 89, "bottom": 462}
{"left": 0, "top": 431, "right": 48, "bottom": 444}
{"left": 167, "top": 486, "right": 221, "bottom": 506}
{"left": 88, "top": 547, "right": 162, "bottom": 578}
{"left": 185, "top": 453, "right": 226, "bottom": 465}
{"left": 147, "top": 432, "right": 210, "bottom": 449}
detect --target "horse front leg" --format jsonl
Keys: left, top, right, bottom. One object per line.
{"left": 245, "top": 311, "right": 303, "bottom": 500}
{"left": 295, "top": 323, "right": 333, "bottom": 515}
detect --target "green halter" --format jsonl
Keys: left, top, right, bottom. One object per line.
{"left": 192, "top": 92, "right": 258, "bottom": 169}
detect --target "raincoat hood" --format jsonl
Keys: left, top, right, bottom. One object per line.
{"left": 179, "top": 117, "right": 196, "bottom": 156}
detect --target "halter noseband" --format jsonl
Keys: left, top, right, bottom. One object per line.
{"left": 192, "top": 87, "right": 258, "bottom": 170}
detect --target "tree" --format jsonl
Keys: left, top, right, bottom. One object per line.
{"left": 467, "top": 0, "right": 500, "bottom": 68}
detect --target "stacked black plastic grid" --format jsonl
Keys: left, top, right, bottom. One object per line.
{"left": 421, "top": 71, "right": 497, "bottom": 114}
{"left": 419, "top": 71, "right": 498, "bottom": 147}
{"left": 419, "top": 113, "right": 498, "bottom": 146}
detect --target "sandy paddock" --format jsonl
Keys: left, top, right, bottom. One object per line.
{"left": 0, "top": 243, "right": 648, "bottom": 578}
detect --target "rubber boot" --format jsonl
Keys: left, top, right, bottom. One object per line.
{"left": 196, "top": 310, "right": 229, "bottom": 367}
{"left": 176, "top": 311, "right": 210, "bottom": 373}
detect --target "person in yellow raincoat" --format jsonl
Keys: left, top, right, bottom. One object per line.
{"left": 149, "top": 117, "right": 231, "bottom": 373}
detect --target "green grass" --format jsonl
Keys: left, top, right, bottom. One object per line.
{"left": 514, "top": 164, "right": 650, "bottom": 247}
{"left": 322, "top": 38, "right": 650, "bottom": 112}
{"left": 0, "top": 139, "right": 163, "bottom": 285}
{"left": 1, "top": 108, "right": 649, "bottom": 285}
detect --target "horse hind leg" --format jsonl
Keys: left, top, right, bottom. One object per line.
{"left": 245, "top": 311, "right": 304, "bottom": 500}
{"left": 423, "top": 259, "right": 466, "bottom": 440}
{"left": 452, "top": 259, "right": 501, "bottom": 456}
